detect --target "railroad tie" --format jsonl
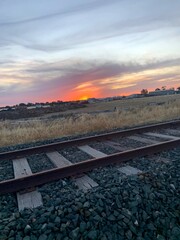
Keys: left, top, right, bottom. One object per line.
{"left": 144, "top": 132, "right": 179, "bottom": 140}
{"left": 164, "top": 128, "right": 180, "bottom": 136}
{"left": 118, "top": 166, "right": 142, "bottom": 175}
{"left": 75, "top": 175, "right": 98, "bottom": 192}
{"left": 78, "top": 145, "right": 107, "bottom": 158}
{"left": 12, "top": 158, "right": 43, "bottom": 211}
{"left": 46, "top": 151, "right": 98, "bottom": 192}
{"left": 103, "top": 141, "right": 130, "bottom": 152}
{"left": 127, "top": 136, "right": 159, "bottom": 144}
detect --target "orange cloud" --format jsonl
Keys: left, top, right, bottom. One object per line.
{"left": 74, "top": 82, "right": 93, "bottom": 90}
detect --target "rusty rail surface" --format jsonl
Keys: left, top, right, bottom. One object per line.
{"left": 0, "top": 138, "right": 180, "bottom": 194}
{"left": 1, "top": 119, "right": 180, "bottom": 161}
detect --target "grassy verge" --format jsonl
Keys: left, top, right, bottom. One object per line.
{"left": 0, "top": 96, "right": 180, "bottom": 147}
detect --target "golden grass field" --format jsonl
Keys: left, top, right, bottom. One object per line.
{"left": 0, "top": 94, "right": 180, "bottom": 147}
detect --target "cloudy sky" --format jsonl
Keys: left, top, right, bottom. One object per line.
{"left": 0, "top": 0, "right": 180, "bottom": 106}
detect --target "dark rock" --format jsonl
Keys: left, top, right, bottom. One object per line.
{"left": 54, "top": 217, "right": 61, "bottom": 224}
{"left": 147, "top": 223, "right": 156, "bottom": 231}
{"left": 38, "top": 217, "right": 47, "bottom": 224}
{"left": 38, "top": 234, "right": 47, "bottom": 240}
{"left": 80, "top": 222, "right": 86, "bottom": 233}
{"left": 108, "top": 215, "right": 116, "bottom": 221}
{"left": 41, "top": 223, "right": 48, "bottom": 232}
{"left": 23, "top": 237, "right": 30, "bottom": 240}
{"left": 105, "top": 231, "right": 113, "bottom": 240}
{"left": 24, "top": 225, "right": 31, "bottom": 234}
{"left": 172, "top": 226, "right": 180, "bottom": 236}
{"left": 0, "top": 235, "right": 8, "bottom": 240}
{"left": 157, "top": 235, "right": 165, "bottom": 240}
{"left": 93, "top": 214, "right": 101, "bottom": 222}
{"left": 29, "top": 235, "right": 37, "bottom": 240}
{"left": 130, "top": 201, "right": 139, "bottom": 207}
{"left": 125, "top": 230, "right": 132, "bottom": 239}
{"left": 8, "top": 230, "right": 15, "bottom": 237}
{"left": 47, "top": 233, "right": 55, "bottom": 240}
{"left": 69, "top": 227, "right": 79, "bottom": 239}
{"left": 7, "top": 220, "right": 17, "bottom": 228}
{"left": 83, "top": 202, "right": 90, "bottom": 208}
{"left": 84, "top": 210, "right": 91, "bottom": 217}
{"left": 87, "top": 230, "right": 98, "bottom": 239}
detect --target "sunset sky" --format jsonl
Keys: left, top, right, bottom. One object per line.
{"left": 0, "top": 0, "right": 180, "bottom": 106}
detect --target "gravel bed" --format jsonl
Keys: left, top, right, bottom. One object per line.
{"left": 0, "top": 193, "right": 18, "bottom": 218}
{"left": 129, "top": 152, "right": 177, "bottom": 173}
{"left": 58, "top": 147, "right": 93, "bottom": 164}
{"left": 0, "top": 160, "right": 14, "bottom": 181}
{"left": 177, "top": 127, "right": 180, "bottom": 132}
{"left": 0, "top": 147, "right": 179, "bottom": 239}
{"left": 88, "top": 165, "right": 122, "bottom": 186}
{"left": 89, "top": 142, "right": 119, "bottom": 155}
{"left": 27, "top": 154, "right": 55, "bottom": 173}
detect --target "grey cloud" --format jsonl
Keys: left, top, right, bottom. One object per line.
{"left": 25, "top": 57, "right": 180, "bottom": 76}
{"left": 0, "top": 60, "right": 16, "bottom": 66}
{"left": 0, "top": 87, "right": 6, "bottom": 93}
{"left": 0, "top": 0, "right": 119, "bottom": 27}
{"left": 19, "top": 15, "right": 180, "bottom": 53}
{"left": 0, "top": 83, "right": 20, "bottom": 93}
{"left": 0, "top": 73, "right": 32, "bottom": 81}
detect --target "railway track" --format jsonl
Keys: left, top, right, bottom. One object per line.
{"left": 0, "top": 119, "right": 180, "bottom": 211}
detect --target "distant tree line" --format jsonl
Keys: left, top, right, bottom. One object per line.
{"left": 141, "top": 86, "right": 180, "bottom": 95}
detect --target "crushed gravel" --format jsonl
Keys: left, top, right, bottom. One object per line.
{"left": 0, "top": 160, "right": 14, "bottom": 182}
{"left": 112, "top": 137, "right": 146, "bottom": 149}
{"left": 27, "top": 153, "right": 54, "bottom": 173}
{"left": 89, "top": 142, "right": 119, "bottom": 155}
{"left": 58, "top": 147, "right": 93, "bottom": 164}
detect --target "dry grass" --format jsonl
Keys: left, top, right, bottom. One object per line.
{"left": 0, "top": 95, "right": 180, "bottom": 148}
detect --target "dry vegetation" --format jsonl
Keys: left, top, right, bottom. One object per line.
{"left": 0, "top": 95, "right": 180, "bottom": 147}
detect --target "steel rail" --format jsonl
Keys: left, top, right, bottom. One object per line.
{"left": 0, "top": 138, "right": 179, "bottom": 194}
{"left": 0, "top": 119, "right": 180, "bottom": 161}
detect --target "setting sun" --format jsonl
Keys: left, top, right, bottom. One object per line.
{"left": 79, "top": 96, "right": 89, "bottom": 101}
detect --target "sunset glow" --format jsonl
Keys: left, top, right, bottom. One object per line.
{"left": 79, "top": 96, "right": 89, "bottom": 101}
{"left": 0, "top": 0, "right": 180, "bottom": 106}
